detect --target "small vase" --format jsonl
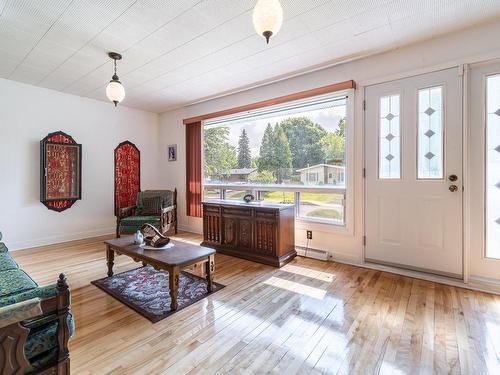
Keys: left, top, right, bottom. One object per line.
{"left": 134, "top": 230, "right": 144, "bottom": 245}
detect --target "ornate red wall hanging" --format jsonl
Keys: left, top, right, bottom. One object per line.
{"left": 40, "top": 131, "right": 82, "bottom": 212}
{"left": 114, "top": 141, "right": 140, "bottom": 216}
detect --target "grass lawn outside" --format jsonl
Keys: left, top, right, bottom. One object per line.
{"left": 225, "top": 190, "right": 247, "bottom": 199}
{"left": 305, "top": 208, "right": 343, "bottom": 220}
{"left": 262, "top": 191, "right": 343, "bottom": 204}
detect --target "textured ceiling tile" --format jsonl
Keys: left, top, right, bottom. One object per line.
{"left": 281, "top": 0, "right": 332, "bottom": 19}
{"left": 9, "top": 63, "right": 48, "bottom": 84}
{"left": 91, "top": 22, "right": 145, "bottom": 52}
{"left": 0, "top": 20, "right": 38, "bottom": 58}
{"left": 387, "top": 0, "right": 436, "bottom": 23}
{"left": 297, "top": 1, "right": 348, "bottom": 32}
{"left": 349, "top": 5, "right": 390, "bottom": 35}
{"left": 123, "top": 69, "right": 157, "bottom": 85}
{"left": 390, "top": 11, "right": 434, "bottom": 46}
{"left": 0, "top": 0, "right": 498, "bottom": 112}
{"left": 0, "top": 56, "right": 19, "bottom": 77}
{"left": 2, "top": 0, "right": 72, "bottom": 29}
{"left": 315, "top": 18, "right": 356, "bottom": 45}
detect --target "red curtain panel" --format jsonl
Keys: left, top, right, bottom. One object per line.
{"left": 114, "top": 141, "right": 140, "bottom": 216}
{"left": 186, "top": 122, "right": 202, "bottom": 217}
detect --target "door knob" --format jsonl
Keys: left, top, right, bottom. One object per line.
{"left": 449, "top": 174, "right": 458, "bottom": 182}
{"left": 449, "top": 185, "right": 459, "bottom": 192}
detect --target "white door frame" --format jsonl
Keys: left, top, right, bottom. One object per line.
{"left": 362, "top": 65, "right": 467, "bottom": 281}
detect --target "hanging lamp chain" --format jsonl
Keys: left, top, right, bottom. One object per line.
{"left": 112, "top": 57, "right": 119, "bottom": 81}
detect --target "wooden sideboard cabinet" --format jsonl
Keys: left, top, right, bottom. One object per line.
{"left": 202, "top": 200, "right": 296, "bottom": 267}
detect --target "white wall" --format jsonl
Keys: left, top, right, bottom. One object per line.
{"left": 0, "top": 78, "right": 160, "bottom": 250}
{"left": 159, "top": 20, "right": 500, "bottom": 279}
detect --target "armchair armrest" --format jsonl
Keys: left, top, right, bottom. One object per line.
{"left": 0, "top": 298, "right": 43, "bottom": 329}
{"left": 118, "top": 205, "right": 137, "bottom": 219}
{"left": 161, "top": 205, "right": 175, "bottom": 213}
{"left": 160, "top": 204, "right": 177, "bottom": 235}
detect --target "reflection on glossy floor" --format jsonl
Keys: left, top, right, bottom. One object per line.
{"left": 12, "top": 232, "right": 500, "bottom": 375}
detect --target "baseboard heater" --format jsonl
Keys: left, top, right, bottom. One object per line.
{"left": 295, "top": 246, "right": 329, "bottom": 261}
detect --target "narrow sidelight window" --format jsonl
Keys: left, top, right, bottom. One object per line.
{"left": 379, "top": 94, "right": 401, "bottom": 179}
{"left": 418, "top": 86, "right": 444, "bottom": 179}
{"left": 486, "top": 75, "right": 500, "bottom": 259}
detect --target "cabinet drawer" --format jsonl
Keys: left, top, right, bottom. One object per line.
{"left": 222, "top": 207, "right": 251, "bottom": 217}
{"left": 203, "top": 204, "right": 220, "bottom": 213}
{"left": 255, "top": 210, "right": 277, "bottom": 220}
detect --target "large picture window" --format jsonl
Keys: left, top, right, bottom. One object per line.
{"left": 203, "top": 93, "right": 349, "bottom": 225}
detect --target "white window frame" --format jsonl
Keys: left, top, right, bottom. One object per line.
{"left": 201, "top": 89, "right": 355, "bottom": 235}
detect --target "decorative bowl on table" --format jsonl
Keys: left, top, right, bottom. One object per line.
{"left": 140, "top": 223, "right": 170, "bottom": 248}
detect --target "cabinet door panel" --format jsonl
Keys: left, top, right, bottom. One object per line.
{"left": 203, "top": 212, "right": 221, "bottom": 244}
{"left": 255, "top": 220, "right": 276, "bottom": 255}
{"left": 238, "top": 218, "right": 253, "bottom": 250}
{"left": 223, "top": 218, "right": 238, "bottom": 247}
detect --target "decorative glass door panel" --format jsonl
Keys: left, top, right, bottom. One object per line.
{"left": 379, "top": 95, "right": 401, "bottom": 179}
{"left": 418, "top": 86, "right": 444, "bottom": 179}
{"left": 486, "top": 74, "right": 500, "bottom": 259}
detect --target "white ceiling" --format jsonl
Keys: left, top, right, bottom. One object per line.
{"left": 0, "top": 0, "right": 499, "bottom": 113}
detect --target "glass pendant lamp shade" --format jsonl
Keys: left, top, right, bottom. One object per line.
{"left": 106, "top": 78, "right": 125, "bottom": 107}
{"left": 253, "top": 0, "right": 283, "bottom": 44}
{"left": 106, "top": 52, "right": 125, "bottom": 107}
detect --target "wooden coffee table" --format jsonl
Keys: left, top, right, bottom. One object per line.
{"left": 104, "top": 237, "right": 216, "bottom": 310}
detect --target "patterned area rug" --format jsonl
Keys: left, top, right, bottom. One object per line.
{"left": 91, "top": 266, "right": 224, "bottom": 323}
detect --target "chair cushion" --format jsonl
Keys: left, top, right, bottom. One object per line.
{"left": 0, "top": 251, "right": 18, "bottom": 271}
{"left": 141, "top": 196, "right": 162, "bottom": 215}
{"left": 120, "top": 216, "right": 161, "bottom": 226}
{"left": 119, "top": 216, "right": 161, "bottom": 234}
{"left": 0, "top": 269, "right": 37, "bottom": 298}
{"left": 137, "top": 190, "right": 173, "bottom": 213}
{"left": 25, "top": 313, "right": 75, "bottom": 361}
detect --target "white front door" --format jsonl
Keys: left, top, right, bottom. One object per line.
{"left": 364, "top": 68, "right": 463, "bottom": 278}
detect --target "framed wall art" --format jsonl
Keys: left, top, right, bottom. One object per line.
{"left": 168, "top": 144, "right": 177, "bottom": 162}
{"left": 114, "top": 141, "right": 140, "bottom": 216}
{"left": 40, "top": 131, "right": 82, "bottom": 212}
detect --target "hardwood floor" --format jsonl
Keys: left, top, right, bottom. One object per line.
{"left": 12, "top": 232, "right": 500, "bottom": 375}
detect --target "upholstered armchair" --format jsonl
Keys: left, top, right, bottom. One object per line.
{"left": 116, "top": 189, "right": 177, "bottom": 237}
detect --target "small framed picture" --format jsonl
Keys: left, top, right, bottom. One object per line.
{"left": 168, "top": 144, "right": 177, "bottom": 162}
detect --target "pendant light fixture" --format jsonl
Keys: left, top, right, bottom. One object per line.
{"left": 106, "top": 52, "right": 125, "bottom": 107}
{"left": 252, "top": 0, "right": 283, "bottom": 44}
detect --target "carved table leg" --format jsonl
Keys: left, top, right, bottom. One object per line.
{"left": 206, "top": 254, "right": 215, "bottom": 293}
{"left": 169, "top": 267, "right": 180, "bottom": 310}
{"left": 106, "top": 245, "right": 114, "bottom": 277}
